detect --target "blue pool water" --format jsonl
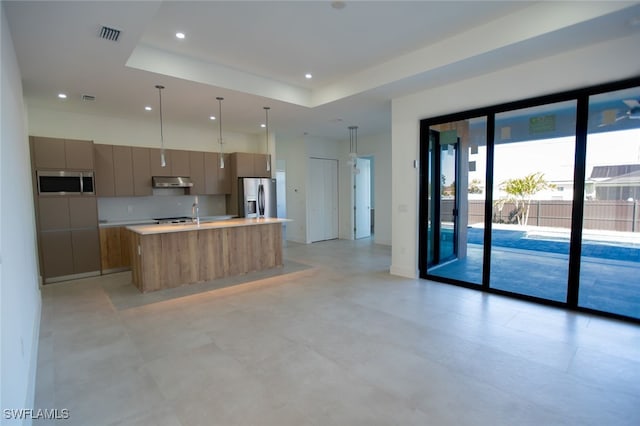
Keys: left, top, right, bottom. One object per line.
{"left": 466, "top": 227, "right": 640, "bottom": 262}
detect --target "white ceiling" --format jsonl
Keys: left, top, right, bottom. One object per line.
{"left": 4, "top": 1, "right": 640, "bottom": 141}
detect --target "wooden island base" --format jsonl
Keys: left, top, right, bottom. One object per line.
{"left": 128, "top": 220, "right": 285, "bottom": 293}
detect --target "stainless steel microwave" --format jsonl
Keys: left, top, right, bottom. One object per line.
{"left": 36, "top": 171, "right": 95, "bottom": 195}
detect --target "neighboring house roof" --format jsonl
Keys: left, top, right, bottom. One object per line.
{"left": 595, "top": 169, "right": 640, "bottom": 186}
{"left": 590, "top": 164, "right": 640, "bottom": 179}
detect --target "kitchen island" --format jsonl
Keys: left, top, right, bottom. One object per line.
{"left": 126, "top": 218, "right": 290, "bottom": 292}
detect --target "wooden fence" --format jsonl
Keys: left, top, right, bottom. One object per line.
{"left": 463, "top": 200, "right": 640, "bottom": 232}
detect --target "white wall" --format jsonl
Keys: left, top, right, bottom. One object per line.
{"left": 1, "top": 5, "right": 42, "bottom": 424}
{"left": 276, "top": 134, "right": 307, "bottom": 243}
{"left": 391, "top": 33, "right": 640, "bottom": 278}
{"left": 27, "top": 107, "right": 263, "bottom": 153}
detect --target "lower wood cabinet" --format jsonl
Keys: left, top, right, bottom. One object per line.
{"left": 99, "top": 226, "right": 132, "bottom": 271}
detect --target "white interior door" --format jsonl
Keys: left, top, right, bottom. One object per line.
{"left": 355, "top": 157, "right": 371, "bottom": 239}
{"left": 309, "top": 158, "right": 338, "bottom": 242}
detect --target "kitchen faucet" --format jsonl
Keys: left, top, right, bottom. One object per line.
{"left": 192, "top": 196, "right": 200, "bottom": 225}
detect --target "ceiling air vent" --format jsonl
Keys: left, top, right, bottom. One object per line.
{"left": 82, "top": 94, "right": 95, "bottom": 102}
{"left": 99, "top": 26, "right": 121, "bottom": 42}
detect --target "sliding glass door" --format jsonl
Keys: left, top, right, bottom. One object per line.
{"left": 579, "top": 87, "right": 640, "bottom": 320}
{"left": 490, "top": 101, "right": 576, "bottom": 302}
{"left": 425, "top": 118, "right": 487, "bottom": 286}
{"left": 419, "top": 78, "right": 640, "bottom": 322}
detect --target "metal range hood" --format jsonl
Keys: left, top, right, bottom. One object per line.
{"left": 152, "top": 176, "right": 193, "bottom": 188}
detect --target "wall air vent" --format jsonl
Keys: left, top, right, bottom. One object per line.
{"left": 99, "top": 26, "right": 121, "bottom": 42}
{"left": 82, "top": 94, "right": 95, "bottom": 102}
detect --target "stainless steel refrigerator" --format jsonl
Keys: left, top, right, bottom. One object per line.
{"left": 238, "top": 178, "right": 277, "bottom": 218}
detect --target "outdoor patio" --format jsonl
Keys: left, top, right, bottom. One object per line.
{"left": 429, "top": 226, "right": 640, "bottom": 320}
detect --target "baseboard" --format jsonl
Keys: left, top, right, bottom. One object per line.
{"left": 389, "top": 264, "right": 418, "bottom": 279}
{"left": 44, "top": 270, "right": 100, "bottom": 284}
{"left": 101, "top": 267, "right": 130, "bottom": 275}
{"left": 24, "top": 291, "right": 42, "bottom": 425}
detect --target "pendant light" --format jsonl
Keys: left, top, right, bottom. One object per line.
{"left": 264, "top": 106, "right": 271, "bottom": 173}
{"left": 216, "top": 97, "right": 225, "bottom": 168}
{"left": 155, "top": 85, "right": 167, "bottom": 168}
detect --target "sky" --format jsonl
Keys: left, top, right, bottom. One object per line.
{"left": 465, "top": 128, "right": 640, "bottom": 188}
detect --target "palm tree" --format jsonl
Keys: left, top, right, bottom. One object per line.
{"left": 497, "top": 172, "right": 555, "bottom": 226}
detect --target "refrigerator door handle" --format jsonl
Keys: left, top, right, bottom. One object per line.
{"left": 258, "top": 184, "right": 265, "bottom": 216}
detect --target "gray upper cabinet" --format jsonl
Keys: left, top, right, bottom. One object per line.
{"left": 189, "top": 151, "right": 205, "bottom": 195}
{"left": 169, "top": 149, "right": 190, "bottom": 177}
{"left": 31, "top": 136, "right": 94, "bottom": 170}
{"left": 94, "top": 144, "right": 115, "bottom": 197}
{"left": 253, "top": 153, "right": 271, "bottom": 178}
{"left": 113, "top": 145, "right": 134, "bottom": 196}
{"left": 231, "top": 152, "right": 271, "bottom": 178}
{"left": 131, "top": 147, "right": 152, "bottom": 196}
{"left": 65, "top": 139, "right": 94, "bottom": 170}
{"left": 94, "top": 145, "right": 141, "bottom": 197}
{"left": 232, "top": 152, "right": 254, "bottom": 177}
{"left": 32, "top": 136, "right": 66, "bottom": 169}
{"left": 204, "top": 153, "right": 232, "bottom": 195}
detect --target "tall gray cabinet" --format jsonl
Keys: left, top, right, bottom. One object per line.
{"left": 30, "top": 136, "right": 100, "bottom": 283}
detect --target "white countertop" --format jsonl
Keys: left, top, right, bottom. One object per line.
{"left": 99, "top": 215, "right": 236, "bottom": 228}
{"left": 126, "top": 217, "right": 291, "bottom": 235}
{"left": 99, "top": 219, "right": 156, "bottom": 227}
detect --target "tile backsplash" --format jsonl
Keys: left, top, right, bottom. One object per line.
{"left": 97, "top": 193, "right": 227, "bottom": 222}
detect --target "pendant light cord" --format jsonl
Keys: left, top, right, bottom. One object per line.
{"left": 217, "top": 97, "right": 224, "bottom": 168}
{"left": 264, "top": 106, "right": 271, "bottom": 172}
{"left": 156, "top": 85, "right": 166, "bottom": 167}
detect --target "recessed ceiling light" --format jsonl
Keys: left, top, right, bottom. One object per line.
{"left": 305, "top": 73, "right": 313, "bottom": 79}
{"left": 260, "top": 123, "right": 266, "bottom": 128}
{"left": 176, "top": 32, "right": 185, "bottom": 39}
{"left": 145, "top": 106, "right": 152, "bottom": 111}
{"left": 209, "top": 116, "right": 216, "bottom": 120}
{"left": 57, "top": 93, "right": 67, "bottom": 99}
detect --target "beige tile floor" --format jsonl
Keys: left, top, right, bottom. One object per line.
{"left": 35, "top": 238, "right": 640, "bottom": 425}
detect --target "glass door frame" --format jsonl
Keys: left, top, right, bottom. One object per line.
{"left": 420, "top": 125, "right": 464, "bottom": 279}
{"left": 426, "top": 129, "right": 459, "bottom": 267}
{"left": 418, "top": 76, "right": 640, "bottom": 324}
